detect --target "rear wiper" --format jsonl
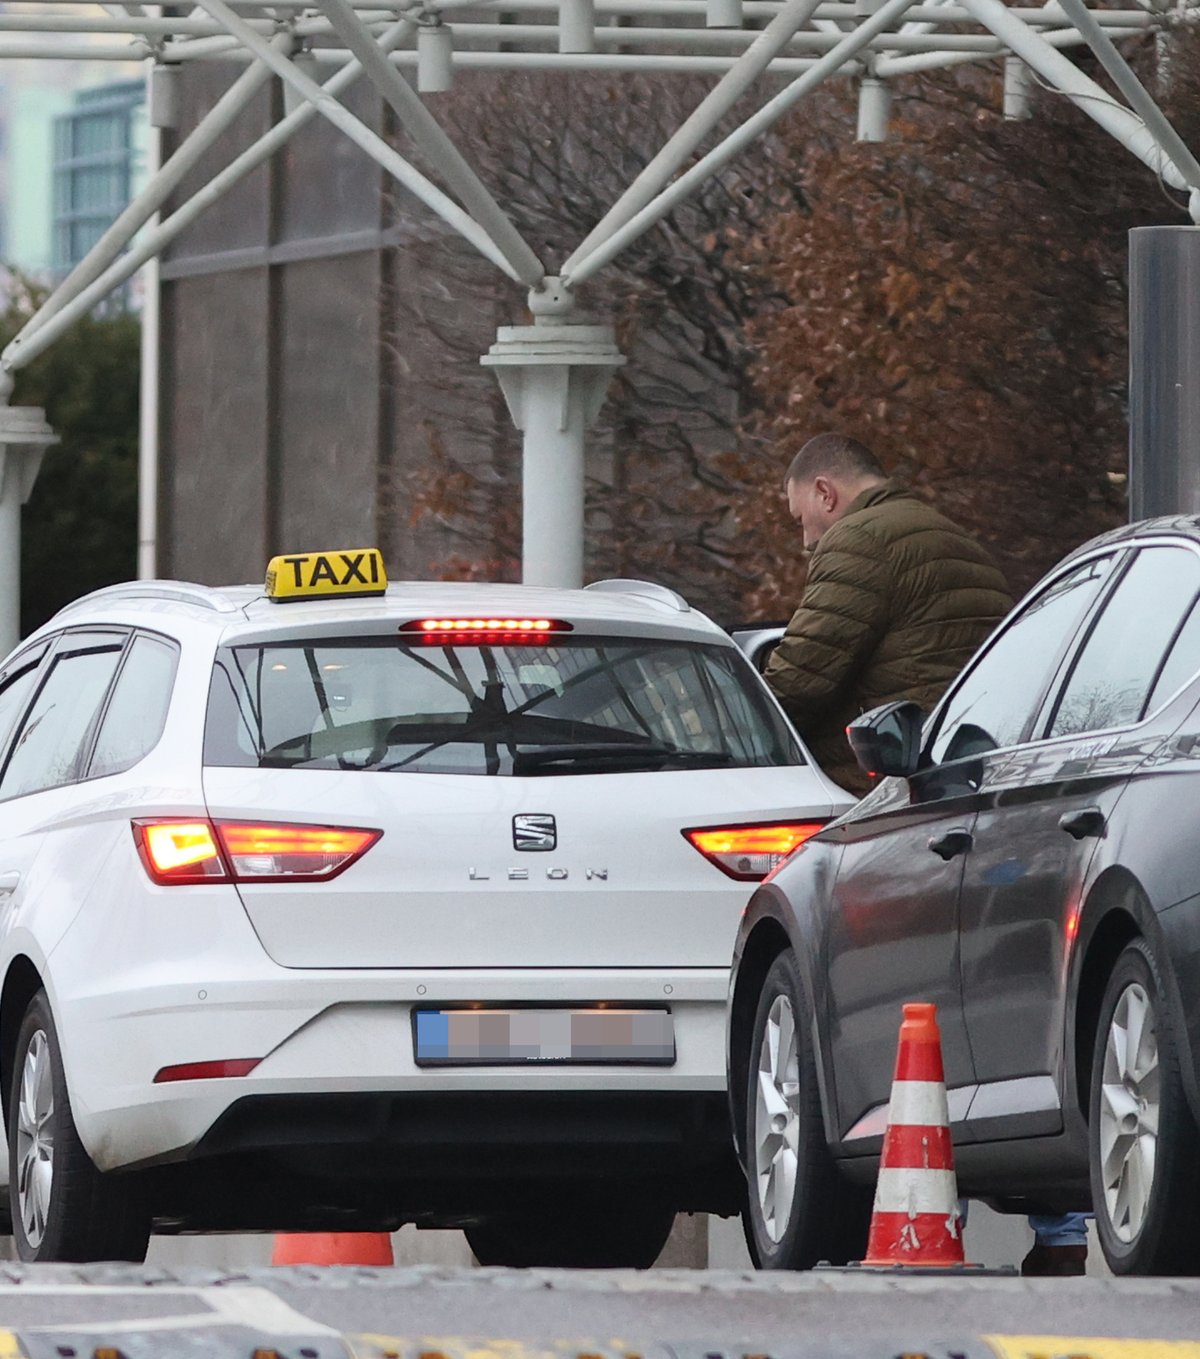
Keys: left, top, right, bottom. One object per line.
{"left": 513, "top": 744, "right": 736, "bottom": 775}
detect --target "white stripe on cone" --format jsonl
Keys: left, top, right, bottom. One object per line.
{"left": 886, "top": 1080, "right": 951, "bottom": 1126}
{"left": 871, "top": 1167, "right": 960, "bottom": 1215}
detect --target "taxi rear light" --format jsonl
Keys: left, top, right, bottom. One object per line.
{"left": 133, "top": 820, "right": 225, "bottom": 884}
{"left": 216, "top": 821, "right": 381, "bottom": 882}
{"left": 133, "top": 818, "right": 381, "bottom": 885}
{"left": 399, "top": 617, "right": 573, "bottom": 644}
{"left": 153, "top": 1058, "right": 261, "bottom": 1083}
{"left": 683, "top": 821, "right": 827, "bottom": 881}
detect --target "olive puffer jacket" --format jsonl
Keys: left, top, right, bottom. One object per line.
{"left": 764, "top": 480, "right": 1013, "bottom": 794}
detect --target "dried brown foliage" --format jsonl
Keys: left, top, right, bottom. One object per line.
{"left": 739, "top": 28, "right": 1200, "bottom": 615}
{"left": 392, "top": 30, "right": 1200, "bottom": 623}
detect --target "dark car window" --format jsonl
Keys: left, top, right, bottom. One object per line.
{"left": 205, "top": 634, "right": 802, "bottom": 776}
{"left": 88, "top": 634, "right": 180, "bottom": 779}
{"left": 0, "top": 634, "right": 125, "bottom": 800}
{"left": 1145, "top": 590, "right": 1200, "bottom": 716}
{"left": 0, "top": 645, "right": 48, "bottom": 761}
{"left": 929, "top": 554, "right": 1115, "bottom": 764}
{"left": 1048, "top": 547, "right": 1200, "bottom": 738}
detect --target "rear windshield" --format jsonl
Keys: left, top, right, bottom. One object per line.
{"left": 204, "top": 634, "right": 802, "bottom": 776}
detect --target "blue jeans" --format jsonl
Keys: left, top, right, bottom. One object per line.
{"left": 957, "top": 1202, "right": 1090, "bottom": 1248}
{"left": 1029, "top": 1212, "right": 1090, "bottom": 1247}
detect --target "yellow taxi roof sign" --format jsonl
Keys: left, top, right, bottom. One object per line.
{"left": 265, "top": 549, "right": 388, "bottom": 602}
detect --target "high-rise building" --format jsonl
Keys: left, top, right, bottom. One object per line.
{"left": 0, "top": 63, "right": 143, "bottom": 282}
{"left": 52, "top": 78, "right": 146, "bottom": 287}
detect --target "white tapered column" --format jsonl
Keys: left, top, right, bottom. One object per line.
{"left": 856, "top": 74, "right": 890, "bottom": 140}
{"left": 0, "top": 389, "right": 58, "bottom": 657}
{"left": 482, "top": 281, "right": 623, "bottom": 588}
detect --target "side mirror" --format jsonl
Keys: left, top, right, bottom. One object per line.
{"left": 847, "top": 701, "right": 924, "bottom": 779}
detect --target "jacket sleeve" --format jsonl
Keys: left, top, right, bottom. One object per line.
{"left": 764, "top": 523, "right": 892, "bottom": 731}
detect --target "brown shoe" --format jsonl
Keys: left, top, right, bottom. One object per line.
{"left": 1020, "top": 1241, "right": 1088, "bottom": 1276}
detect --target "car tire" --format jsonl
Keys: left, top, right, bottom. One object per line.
{"left": 741, "top": 950, "right": 871, "bottom": 1270}
{"left": 1089, "top": 939, "right": 1200, "bottom": 1276}
{"left": 8, "top": 990, "right": 150, "bottom": 1263}
{"left": 464, "top": 1199, "right": 676, "bottom": 1268}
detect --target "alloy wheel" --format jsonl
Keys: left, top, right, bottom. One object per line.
{"left": 1099, "top": 981, "right": 1161, "bottom": 1244}
{"left": 16, "top": 1029, "right": 54, "bottom": 1250}
{"left": 753, "top": 992, "right": 801, "bottom": 1243}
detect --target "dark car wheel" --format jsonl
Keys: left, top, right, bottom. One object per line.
{"left": 464, "top": 1199, "right": 676, "bottom": 1268}
{"left": 9, "top": 991, "right": 150, "bottom": 1263}
{"left": 741, "top": 950, "right": 870, "bottom": 1269}
{"left": 1090, "top": 939, "right": 1200, "bottom": 1275}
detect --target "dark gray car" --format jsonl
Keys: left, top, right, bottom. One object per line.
{"left": 726, "top": 516, "right": 1200, "bottom": 1277}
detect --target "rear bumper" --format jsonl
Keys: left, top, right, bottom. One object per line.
{"left": 55, "top": 965, "right": 730, "bottom": 1183}
{"left": 144, "top": 1089, "right": 740, "bottom": 1230}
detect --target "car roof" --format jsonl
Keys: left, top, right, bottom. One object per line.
{"left": 1059, "top": 514, "right": 1200, "bottom": 566}
{"left": 30, "top": 577, "right": 731, "bottom": 650}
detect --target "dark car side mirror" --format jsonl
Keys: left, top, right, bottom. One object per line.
{"left": 847, "top": 701, "right": 925, "bottom": 779}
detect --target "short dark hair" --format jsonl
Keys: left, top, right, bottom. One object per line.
{"left": 785, "top": 434, "right": 885, "bottom": 485}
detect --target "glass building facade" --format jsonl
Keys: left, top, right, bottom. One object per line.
{"left": 51, "top": 79, "right": 145, "bottom": 288}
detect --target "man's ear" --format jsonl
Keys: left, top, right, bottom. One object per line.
{"left": 813, "top": 475, "right": 837, "bottom": 511}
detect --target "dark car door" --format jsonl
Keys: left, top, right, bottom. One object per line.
{"left": 826, "top": 550, "right": 1122, "bottom": 1144}
{"left": 958, "top": 543, "right": 1200, "bottom": 1139}
{"left": 825, "top": 767, "right": 981, "bottom": 1141}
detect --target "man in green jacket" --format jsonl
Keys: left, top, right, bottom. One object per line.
{"left": 764, "top": 432, "right": 1012, "bottom": 795}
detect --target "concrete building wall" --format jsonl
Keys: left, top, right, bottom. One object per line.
{"left": 157, "top": 62, "right": 485, "bottom": 585}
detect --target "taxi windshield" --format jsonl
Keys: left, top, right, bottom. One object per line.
{"left": 203, "top": 634, "right": 802, "bottom": 776}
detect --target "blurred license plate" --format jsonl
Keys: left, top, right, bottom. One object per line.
{"left": 413, "top": 1008, "right": 675, "bottom": 1066}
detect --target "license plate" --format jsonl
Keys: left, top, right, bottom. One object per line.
{"left": 413, "top": 1008, "right": 675, "bottom": 1066}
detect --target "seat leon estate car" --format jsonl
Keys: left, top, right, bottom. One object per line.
{"left": 728, "top": 516, "right": 1200, "bottom": 1277}
{"left": 0, "top": 549, "right": 850, "bottom": 1265}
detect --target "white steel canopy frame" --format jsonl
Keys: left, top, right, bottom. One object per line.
{"left": 0, "top": 0, "right": 1197, "bottom": 629}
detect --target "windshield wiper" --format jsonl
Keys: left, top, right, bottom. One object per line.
{"left": 513, "top": 744, "right": 736, "bottom": 775}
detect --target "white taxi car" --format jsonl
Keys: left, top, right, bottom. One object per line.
{"left": 0, "top": 550, "right": 848, "bottom": 1265}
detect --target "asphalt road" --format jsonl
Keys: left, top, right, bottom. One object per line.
{"left": 0, "top": 1264, "right": 1196, "bottom": 1359}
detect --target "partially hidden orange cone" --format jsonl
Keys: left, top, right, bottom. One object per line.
{"left": 271, "top": 1232, "right": 394, "bottom": 1266}
{"left": 860, "top": 1001, "right": 972, "bottom": 1269}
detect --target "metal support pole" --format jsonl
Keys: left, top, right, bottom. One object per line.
{"left": 564, "top": 0, "right": 916, "bottom": 287}
{"left": 706, "top": 0, "right": 744, "bottom": 27}
{"left": 856, "top": 73, "right": 890, "bottom": 140}
{"left": 1048, "top": 0, "right": 1200, "bottom": 210}
{"left": 193, "top": 0, "right": 528, "bottom": 279}
{"left": 958, "top": 0, "right": 1191, "bottom": 192}
{"left": 0, "top": 41, "right": 151, "bottom": 58}
{"left": 1129, "top": 227, "right": 1200, "bottom": 519}
{"left": 137, "top": 97, "right": 167, "bottom": 581}
{"left": 565, "top": 0, "right": 826, "bottom": 269}
{"left": 0, "top": 394, "right": 58, "bottom": 657}
{"left": 417, "top": 20, "right": 453, "bottom": 89}
{"left": 482, "top": 283, "right": 624, "bottom": 588}
{"left": 282, "top": 45, "right": 321, "bottom": 115}
{"left": 315, "top": 0, "right": 545, "bottom": 286}
{"left": 1003, "top": 54, "right": 1031, "bottom": 119}
{"left": 560, "top": 0, "right": 596, "bottom": 52}
{"left": 875, "top": 26, "right": 1093, "bottom": 76}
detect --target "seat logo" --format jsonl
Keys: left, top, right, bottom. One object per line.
{"left": 513, "top": 813, "right": 556, "bottom": 851}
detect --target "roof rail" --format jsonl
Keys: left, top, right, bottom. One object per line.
{"left": 52, "top": 580, "right": 246, "bottom": 618}
{"left": 584, "top": 578, "right": 690, "bottom": 612}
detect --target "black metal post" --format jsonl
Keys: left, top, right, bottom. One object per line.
{"left": 1129, "top": 226, "right": 1200, "bottom": 520}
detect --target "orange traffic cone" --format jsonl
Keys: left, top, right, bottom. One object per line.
{"left": 860, "top": 1001, "right": 972, "bottom": 1269}
{"left": 271, "top": 1232, "right": 394, "bottom": 1266}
